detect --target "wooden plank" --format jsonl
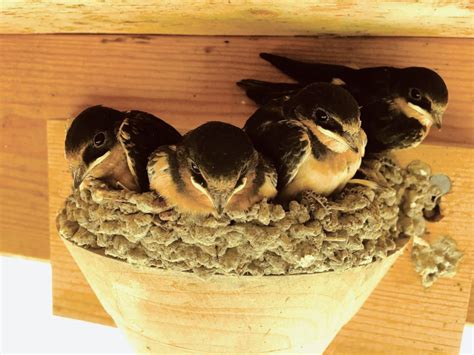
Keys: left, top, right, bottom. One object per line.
{"left": 1, "top": 1, "right": 473, "bottom": 37}
{"left": 2, "top": 35, "right": 473, "bottom": 260}
{"left": 47, "top": 119, "right": 113, "bottom": 324}
{"left": 0, "top": 115, "right": 50, "bottom": 259}
{"left": 466, "top": 286, "right": 474, "bottom": 324}
{"left": 1, "top": 35, "right": 472, "bottom": 145}
{"left": 468, "top": 286, "right": 474, "bottom": 324}
{"left": 48, "top": 119, "right": 472, "bottom": 353}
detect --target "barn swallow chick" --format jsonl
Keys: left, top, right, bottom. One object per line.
{"left": 65, "top": 105, "right": 181, "bottom": 191}
{"left": 238, "top": 53, "right": 448, "bottom": 153}
{"left": 147, "top": 121, "right": 277, "bottom": 216}
{"left": 244, "top": 82, "right": 366, "bottom": 201}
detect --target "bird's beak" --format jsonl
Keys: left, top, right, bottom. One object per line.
{"left": 71, "top": 151, "right": 111, "bottom": 189}
{"left": 72, "top": 166, "right": 86, "bottom": 189}
{"left": 432, "top": 111, "right": 443, "bottom": 129}
{"left": 210, "top": 192, "right": 231, "bottom": 216}
{"left": 430, "top": 101, "right": 447, "bottom": 129}
{"left": 215, "top": 204, "right": 224, "bottom": 216}
{"left": 341, "top": 132, "right": 359, "bottom": 153}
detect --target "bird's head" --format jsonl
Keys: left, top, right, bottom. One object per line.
{"left": 177, "top": 121, "right": 257, "bottom": 215}
{"left": 65, "top": 105, "right": 124, "bottom": 188}
{"left": 285, "top": 82, "right": 363, "bottom": 153}
{"left": 393, "top": 67, "right": 448, "bottom": 129}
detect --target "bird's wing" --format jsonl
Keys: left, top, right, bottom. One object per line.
{"left": 245, "top": 107, "right": 310, "bottom": 190}
{"left": 243, "top": 98, "right": 287, "bottom": 133}
{"left": 146, "top": 145, "right": 184, "bottom": 205}
{"left": 373, "top": 117, "right": 426, "bottom": 151}
{"left": 260, "top": 53, "right": 355, "bottom": 85}
{"left": 237, "top": 79, "right": 302, "bottom": 106}
{"left": 363, "top": 103, "right": 426, "bottom": 153}
{"left": 261, "top": 156, "right": 278, "bottom": 188}
{"left": 119, "top": 111, "right": 182, "bottom": 191}
{"left": 350, "top": 67, "right": 394, "bottom": 105}
{"left": 274, "top": 122, "right": 312, "bottom": 189}
{"left": 147, "top": 146, "right": 173, "bottom": 185}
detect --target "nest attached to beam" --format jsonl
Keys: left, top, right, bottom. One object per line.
{"left": 57, "top": 155, "right": 439, "bottom": 276}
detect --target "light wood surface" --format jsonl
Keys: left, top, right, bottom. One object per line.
{"left": 1, "top": 1, "right": 473, "bottom": 37}
{"left": 0, "top": 116, "right": 49, "bottom": 259}
{"left": 469, "top": 286, "right": 474, "bottom": 325}
{"left": 48, "top": 119, "right": 473, "bottom": 353}
{"left": 1, "top": 35, "right": 473, "bottom": 260}
{"left": 64, "top": 239, "right": 406, "bottom": 353}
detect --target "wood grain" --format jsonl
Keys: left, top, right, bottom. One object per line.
{"left": 0, "top": 115, "right": 49, "bottom": 258}
{"left": 48, "top": 119, "right": 473, "bottom": 353}
{"left": 2, "top": 36, "right": 473, "bottom": 262}
{"left": 468, "top": 286, "right": 474, "bottom": 325}
{"left": 1, "top": 1, "right": 473, "bottom": 37}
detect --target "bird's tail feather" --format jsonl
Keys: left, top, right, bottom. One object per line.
{"left": 260, "top": 52, "right": 354, "bottom": 84}
{"left": 237, "top": 79, "right": 302, "bottom": 106}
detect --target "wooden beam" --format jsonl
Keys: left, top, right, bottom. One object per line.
{"left": 48, "top": 118, "right": 472, "bottom": 353}
{"left": 1, "top": 35, "right": 473, "bottom": 261}
{"left": 1, "top": 1, "right": 473, "bottom": 37}
{"left": 468, "top": 286, "right": 474, "bottom": 324}
{"left": 0, "top": 115, "right": 49, "bottom": 259}
{"left": 1, "top": 35, "right": 472, "bottom": 145}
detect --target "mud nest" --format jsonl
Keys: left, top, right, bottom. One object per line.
{"left": 412, "top": 236, "right": 463, "bottom": 288}
{"left": 57, "top": 155, "right": 440, "bottom": 276}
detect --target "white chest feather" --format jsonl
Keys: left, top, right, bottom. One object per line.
{"left": 282, "top": 151, "right": 362, "bottom": 198}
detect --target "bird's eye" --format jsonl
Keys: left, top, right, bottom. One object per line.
{"left": 190, "top": 162, "right": 201, "bottom": 175}
{"left": 409, "top": 88, "right": 422, "bottom": 101}
{"left": 93, "top": 132, "right": 106, "bottom": 147}
{"left": 314, "top": 108, "right": 329, "bottom": 122}
{"left": 190, "top": 161, "right": 207, "bottom": 187}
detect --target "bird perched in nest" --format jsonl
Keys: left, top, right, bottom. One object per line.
{"left": 243, "top": 82, "right": 366, "bottom": 201}
{"left": 147, "top": 121, "right": 277, "bottom": 216}
{"left": 238, "top": 53, "right": 448, "bottom": 153}
{"left": 65, "top": 105, "right": 181, "bottom": 192}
